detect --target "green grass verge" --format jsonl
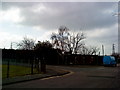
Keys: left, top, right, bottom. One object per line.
{"left": 2, "top": 65, "right": 38, "bottom": 78}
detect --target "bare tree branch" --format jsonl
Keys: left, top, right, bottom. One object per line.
{"left": 51, "top": 26, "right": 85, "bottom": 54}
{"left": 17, "top": 36, "right": 35, "bottom": 50}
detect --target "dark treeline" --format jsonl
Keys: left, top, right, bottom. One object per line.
{"left": 2, "top": 49, "right": 62, "bottom": 65}
{"left": 2, "top": 49, "right": 104, "bottom": 65}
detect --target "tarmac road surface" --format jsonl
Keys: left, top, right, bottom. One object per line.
{"left": 3, "top": 64, "right": 120, "bottom": 88}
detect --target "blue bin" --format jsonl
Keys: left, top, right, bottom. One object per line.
{"left": 103, "top": 56, "right": 117, "bottom": 66}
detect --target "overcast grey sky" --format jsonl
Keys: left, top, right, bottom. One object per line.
{"left": 0, "top": 1, "right": 118, "bottom": 55}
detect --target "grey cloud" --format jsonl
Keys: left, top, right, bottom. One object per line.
{"left": 2, "top": 2, "right": 37, "bottom": 10}
{"left": 2, "top": 2, "right": 117, "bottom": 31}
{"left": 88, "top": 27, "right": 118, "bottom": 46}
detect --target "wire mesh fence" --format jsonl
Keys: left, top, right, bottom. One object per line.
{"left": 63, "top": 54, "right": 103, "bottom": 65}
{"left": 2, "top": 59, "right": 39, "bottom": 78}
{"left": 2, "top": 49, "right": 45, "bottom": 79}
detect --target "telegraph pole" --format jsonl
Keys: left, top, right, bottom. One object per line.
{"left": 10, "top": 42, "right": 12, "bottom": 49}
{"left": 112, "top": 44, "right": 115, "bottom": 55}
{"left": 10, "top": 42, "right": 17, "bottom": 49}
{"left": 102, "top": 45, "right": 104, "bottom": 56}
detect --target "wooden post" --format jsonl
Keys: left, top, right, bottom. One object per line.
{"left": 7, "top": 59, "right": 9, "bottom": 78}
{"left": 31, "top": 59, "right": 33, "bottom": 74}
{"left": 40, "top": 57, "right": 46, "bottom": 73}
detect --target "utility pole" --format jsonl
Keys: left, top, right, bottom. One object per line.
{"left": 112, "top": 44, "right": 115, "bottom": 55}
{"left": 10, "top": 42, "right": 17, "bottom": 49}
{"left": 98, "top": 52, "right": 100, "bottom": 56}
{"left": 10, "top": 42, "right": 12, "bottom": 49}
{"left": 102, "top": 45, "right": 104, "bottom": 56}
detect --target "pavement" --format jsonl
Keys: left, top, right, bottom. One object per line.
{"left": 2, "top": 64, "right": 120, "bottom": 88}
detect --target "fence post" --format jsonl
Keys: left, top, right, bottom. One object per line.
{"left": 7, "top": 59, "right": 9, "bottom": 78}
{"left": 41, "top": 57, "right": 46, "bottom": 73}
{"left": 31, "top": 59, "right": 33, "bottom": 74}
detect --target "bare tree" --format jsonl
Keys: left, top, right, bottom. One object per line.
{"left": 17, "top": 36, "right": 35, "bottom": 50}
{"left": 51, "top": 26, "right": 86, "bottom": 54}
{"left": 67, "top": 32, "right": 85, "bottom": 54}
{"left": 79, "top": 46, "right": 100, "bottom": 55}
{"left": 51, "top": 26, "right": 70, "bottom": 51}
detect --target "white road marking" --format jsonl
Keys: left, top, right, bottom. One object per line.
{"left": 41, "top": 70, "right": 74, "bottom": 80}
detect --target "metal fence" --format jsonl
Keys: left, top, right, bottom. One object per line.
{"left": 63, "top": 54, "right": 103, "bottom": 65}
{"left": 2, "top": 49, "right": 46, "bottom": 79}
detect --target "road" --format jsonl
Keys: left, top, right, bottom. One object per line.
{"left": 3, "top": 64, "right": 120, "bottom": 88}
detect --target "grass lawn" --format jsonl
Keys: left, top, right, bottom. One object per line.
{"left": 2, "top": 65, "right": 38, "bottom": 78}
